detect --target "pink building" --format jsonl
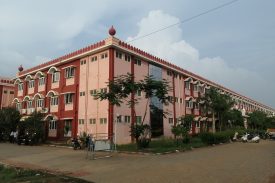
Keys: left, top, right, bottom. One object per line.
{"left": 13, "top": 27, "right": 275, "bottom": 144}
{"left": 0, "top": 77, "right": 14, "bottom": 109}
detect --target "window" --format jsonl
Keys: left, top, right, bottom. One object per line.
{"left": 28, "top": 80, "right": 35, "bottom": 88}
{"left": 168, "top": 96, "right": 173, "bottom": 103}
{"left": 64, "top": 120, "right": 72, "bottom": 136}
{"left": 167, "top": 70, "right": 173, "bottom": 76}
{"left": 100, "top": 118, "right": 107, "bottom": 124}
{"left": 89, "top": 118, "right": 96, "bottom": 124}
{"left": 65, "top": 67, "right": 75, "bottom": 78}
{"left": 90, "top": 89, "right": 97, "bottom": 96}
{"left": 185, "top": 81, "right": 190, "bottom": 90}
{"left": 78, "top": 119, "right": 85, "bottom": 125}
{"left": 27, "top": 101, "right": 33, "bottom": 109}
{"left": 186, "top": 101, "right": 193, "bottom": 108}
{"left": 116, "top": 51, "right": 122, "bottom": 59}
{"left": 16, "top": 103, "right": 22, "bottom": 111}
{"left": 194, "top": 103, "right": 199, "bottom": 109}
{"left": 91, "top": 56, "right": 97, "bottom": 62}
{"left": 64, "top": 93, "right": 73, "bottom": 104}
{"left": 174, "top": 73, "right": 178, "bottom": 78}
{"left": 49, "top": 120, "right": 57, "bottom": 130}
{"left": 100, "top": 88, "right": 107, "bottom": 93}
{"left": 80, "top": 91, "right": 85, "bottom": 96}
{"left": 124, "top": 55, "right": 131, "bottom": 62}
{"left": 196, "top": 121, "right": 200, "bottom": 128}
{"left": 125, "top": 116, "right": 131, "bottom": 123}
{"left": 101, "top": 53, "right": 108, "bottom": 59}
{"left": 18, "top": 83, "right": 23, "bottom": 91}
{"left": 180, "top": 98, "right": 183, "bottom": 104}
{"left": 3, "top": 90, "right": 7, "bottom": 94}
{"left": 136, "top": 116, "right": 142, "bottom": 124}
{"left": 136, "top": 90, "right": 141, "bottom": 96}
{"left": 50, "top": 97, "right": 59, "bottom": 106}
{"left": 175, "top": 97, "right": 178, "bottom": 103}
{"left": 36, "top": 99, "right": 44, "bottom": 108}
{"left": 38, "top": 77, "right": 45, "bottom": 86}
{"left": 134, "top": 58, "right": 141, "bottom": 66}
{"left": 194, "top": 84, "right": 199, "bottom": 92}
{"left": 80, "top": 60, "right": 86, "bottom": 65}
{"left": 169, "top": 118, "right": 173, "bottom": 124}
{"left": 52, "top": 72, "right": 60, "bottom": 83}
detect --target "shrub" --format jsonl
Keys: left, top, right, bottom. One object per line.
{"left": 199, "top": 131, "right": 235, "bottom": 145}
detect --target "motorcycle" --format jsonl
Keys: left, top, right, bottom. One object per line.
{"left": 71, "top": 137, "right": 82, "bottom": 150}
{"left": 241, "top": 133, "right": 260, "bottom": 143}
{"left": 17, "top": 132, "right": 34, "bottom": 145}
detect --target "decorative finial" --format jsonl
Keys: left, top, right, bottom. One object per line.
{"left": 18, "top": 65, "right": 24, "bottom": 72}
{"left": 109, "top": 25, "right": 116, "bottom": 36}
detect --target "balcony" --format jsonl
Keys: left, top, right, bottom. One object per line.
{"left": 27, "top": 108, "right": 35, "bottom": 115}
{"left": 21, "top": 109, "right": 26, "bottom": 114}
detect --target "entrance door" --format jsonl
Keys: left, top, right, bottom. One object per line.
{"left": 48, "top": 120, "right": 57, "bottom": 137}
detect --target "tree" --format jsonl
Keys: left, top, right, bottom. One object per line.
{"left": 171, "top": 114, "right": 194, "bottom": 144}
{"left": 199, "top": 88, "right": 234, "bottom": 132}
{"left": 248, "top": 110, "right": 268, "bottom": 130}
{"left": 95, "top": 74, "right": 171, "bottom": 148}
{"left": 18, "top": 111, "right": 45, "bottom": 144}
{"left": 0, "top": 107, "right": 21, "bottom": 140}
{"left": 224, "top": 109, "right": 244, "bottom": 128}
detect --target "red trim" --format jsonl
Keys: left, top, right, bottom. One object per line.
{"left": 19, "top": 41, "right": 106, "bottom": 76}
{"left": 131, "top": 55, "right": 135, "bottom": 141}
{"left": 172, "top": 73, "right": 176, "bottom": 126}
{"left": 0, "top": 86, "right": 3, "bottom": 109}
{"left": 108, "top": 48, "right": 115, "bottom": 138}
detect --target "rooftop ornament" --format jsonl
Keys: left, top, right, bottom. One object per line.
{"left": 109, "top": 25, "right": 116, "bottom": 36}
{"left": 18, "top": 65, "right": 24, "bottom": 72}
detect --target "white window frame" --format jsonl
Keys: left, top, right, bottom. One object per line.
{"left": 52, "top": 72, "right": 60, "bottom": 83}
{"left": 27, "top": 101, "right": 33, "bottom": 109}
{"left": 185, "top": 81, "right": 190, "bottom": 90}
{"left": 186, "top": 100, "right": 193, "bottom": 108}
{"left": 28, "top": 80, "right": 35, "bottom": 88}
{"left": 49, "top": 120, "right": 57, "bottom": 130}
{"left": 16, "top": 103, "right": 22, "bottom": 111}
{"left": 50, "top": 96, "right": 59, "bottom": 106}
{"left": 36, "top": 99, "right": 44, "bottom": 108}
{"left": 38, "top": 77, "right": 45, "bottom": 86}
{"left": 65, "top": 67, "right": 75, "bottom": 78}
{"left": 18, "top": 83, "right": 23, "bottom": 91}
{"left": 194, "top": 84, "right": 199, "bottom": 92}
{"left": 136, "top": 90, "right": 142, "bottom": 97}
{"left": 125, "top": 116, "right": 131, "bottom": 123}
{"left": 64, "top": 93, "right": 73, "bottom": 105}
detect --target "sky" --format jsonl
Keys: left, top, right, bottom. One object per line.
{"left": 0, "top": 0, "right": 274, "bottom": 108}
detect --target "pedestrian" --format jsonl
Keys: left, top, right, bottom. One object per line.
{"left": 9, "top": 131, "right": 14, "bottom": 143}
{"left": 13, "top": 130, "right": 18, "bottom": 144}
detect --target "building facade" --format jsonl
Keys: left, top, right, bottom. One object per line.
{"left": 13, "top": 27, "right": 275, "bottom": 144}
{"left": 0, "top": 77, "right": 14, "bottom": 109}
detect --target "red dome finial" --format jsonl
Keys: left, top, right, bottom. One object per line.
{"left": 18, "top": 65, "right": 24, "bottom": 72}
{"left": 109, "top": 25, "right": 116, "bottom": 36}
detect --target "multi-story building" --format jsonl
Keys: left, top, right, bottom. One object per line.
{"left": 0, "top": 77, "right": 14, "bottom": 109}
{"left": 13, "top": 26, "right": 275, "bottom": 143}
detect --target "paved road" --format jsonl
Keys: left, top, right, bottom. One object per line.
{"left": 0, "top": 140, "right": 275, "bottom": 183}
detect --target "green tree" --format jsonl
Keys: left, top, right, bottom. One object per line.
{"left": 171, "top": 114, "right": 194, "bottom": 144}
{"left": 199, "top": 87, "right": 234, "bottom": 132}
{"left": 248, "top": 110, "right": 268, "bottom": 130}
{"left": 18, "top": 111, "right": 45, "bottom": 144}
{"left": 224, "top": 109, "right": 244, "bottom": 128}
{"left": 0, "top": 107, "right": 21, "bottom": 138}
{"left": 95, "top": 74, "right": 171, "bottom": 148}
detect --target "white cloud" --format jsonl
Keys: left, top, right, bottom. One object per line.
{"left": 127, "top": 10, "right": 274, "bottom": 107}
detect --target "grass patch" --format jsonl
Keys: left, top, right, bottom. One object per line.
{"left": 0, "top": 164, "right": 92, "bottom": 183}
{"left": 117, "top": 137, "right": 207, "bottom": 153}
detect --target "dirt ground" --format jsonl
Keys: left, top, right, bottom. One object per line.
{"left": 0, "top": 140, "right": 275, "bottom": 183}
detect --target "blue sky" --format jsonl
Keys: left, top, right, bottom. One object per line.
{"left": 0, "top": 0, "right": 274, "bottom": 108}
